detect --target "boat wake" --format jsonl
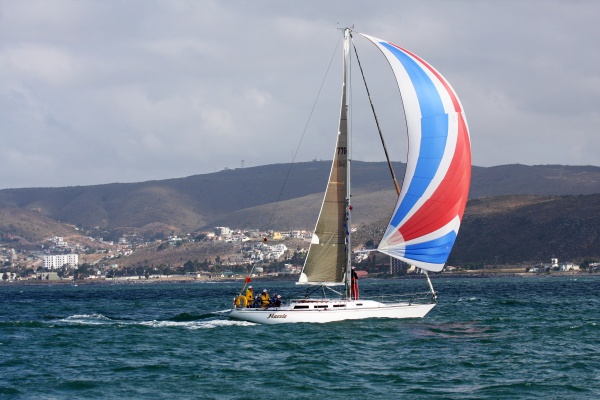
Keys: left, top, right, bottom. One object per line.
{"left": 52, "top": 312, "right": 254, "bottom": 329}
{"left": 140, "top": 319, "right": 254, "bottom": 329}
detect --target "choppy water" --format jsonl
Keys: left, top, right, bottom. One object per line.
{"left": 1, "top": 276, "right": 598, "bottom": 399}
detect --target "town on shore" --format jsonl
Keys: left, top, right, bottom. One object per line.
{"left": 1, "top": 226, "right": 599, "bottom": 284}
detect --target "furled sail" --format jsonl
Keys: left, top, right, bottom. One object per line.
{"left": 361, "top": 33, "right": 472, "bottom": 272}
{"left": 298, "top": 32, "right": 351, "bottom": 285}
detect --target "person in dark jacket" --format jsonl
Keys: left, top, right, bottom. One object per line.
{"left": 351, "top": 267, "right": 359, "bottom": 300}
{"left": 271, "top": 294, "right": 282, "bottom": 307}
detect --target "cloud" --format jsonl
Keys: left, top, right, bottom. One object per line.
{"left": 0, "top": 0, "right": 599, "bottom": 189}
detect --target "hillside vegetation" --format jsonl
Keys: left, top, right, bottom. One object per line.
{"left": 1, "top": 162, "right": 599, "bottom": 264}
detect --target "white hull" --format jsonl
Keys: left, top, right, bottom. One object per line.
{"left": 229, "top": 299, "right": 436, "bottom": 325}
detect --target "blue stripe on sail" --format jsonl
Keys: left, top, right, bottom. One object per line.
{"left": 380, "top": 43, "right": 445, "bottom": 118}
{"left": 380, "top": 42, "right": 449, "bottom": 227}
{"left": 403, "top": 230, "right": 457, "bottom": 265}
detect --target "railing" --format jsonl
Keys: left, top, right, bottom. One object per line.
{"left": 359, "top": 291, "right": 437, "bottom": 304}
{"left": 288, "top": 291, "right": 436, "bottom": 305}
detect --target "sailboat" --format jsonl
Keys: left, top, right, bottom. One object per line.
{"left": 229, "top": 28, "right": 471, "bottom": 324}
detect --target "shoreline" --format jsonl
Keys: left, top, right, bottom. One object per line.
{"left": 2, "top": 271, "right": 598, "bottom": 286}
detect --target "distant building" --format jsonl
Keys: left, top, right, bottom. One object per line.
{"left": 390, "top": 257, "right": 405, "bottom": 274}
{"left": 50, "top": 236, "right": 68, "bottom": 248}
{"left": 270, "top": 244, "right": 287, "bottom": 258}
{"left": 42, "top": 254, "right": 79, "bottom": 270}
{"left": 281, "top": 264, "right": 301, "bottom": 275}
{"left": 407, "top": 265, "right": 425, "bottom": 274}
{"left": 168, "top": 236, "right": 182, "bottom": 245}
{"left": 215, "top": 227, "right": 232, "bottom": 238}
{"left": 560, "top": 262, "right": 580, "bottom": 271}
{"left": 37, "top": 272, "right": 61, "bottom": 281}
{"left": 271, "top": 232, "right": 284, "bottom": 240}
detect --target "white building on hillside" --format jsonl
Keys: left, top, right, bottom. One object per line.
{"left": 269, "top": 244, "right": 288, "bottom": 259}
{"left": 42, "top": 254, "right": 79, "bottom": 269}
{"left": 215, "top": 227, "right": 232, "bottom": 239}
{"left": 51, "top": 236, "right": 69, "bottom": 248}
{"left": 560, "top": 262, "right": 580, "bottom": 271}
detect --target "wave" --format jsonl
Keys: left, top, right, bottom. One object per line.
{"left": 57, "top": 314, "right": 113, "bottom": 325}
{"left": 419, "top": 321, "right": 494, "bottom": 338}
{"left": 458, "top": 297, "right": 481, "bottom": 302}
{"left": 0, "top": 321, "right": 45, "bottom": 328}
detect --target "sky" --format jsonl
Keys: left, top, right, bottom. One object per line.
{"left": 1, "top": 0, "right": 599, "bottom": 189}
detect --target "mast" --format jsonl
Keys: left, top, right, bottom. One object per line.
{"left": 343, "top": 28, "right": 352, "bottom": 299}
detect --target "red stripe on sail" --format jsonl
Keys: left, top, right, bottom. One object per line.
{"left": 398, "top": 114, "right": 471, "bottom": 242}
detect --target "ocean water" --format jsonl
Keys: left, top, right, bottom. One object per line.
{"left": 0, "top": 276, "right": 598, "bottom": 399}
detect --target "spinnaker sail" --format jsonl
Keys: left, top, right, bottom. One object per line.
{"left": 361, "top": 34, "right": 472, "bottom": 272}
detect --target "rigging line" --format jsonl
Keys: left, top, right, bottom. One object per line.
{"left": 351, "top": 38, "right": 401, "bottom": 196}
{"left": 265, "top": 30, "right": 345, "bottom": 232}
{"left": 239, "top": 31, "right": 344, "bottom": 287}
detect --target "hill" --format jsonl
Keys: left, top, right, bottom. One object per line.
{"left": 449, "top": 194, "right": 600, "bottom": 264}
{"left": 1, "top": 162, "right": 599, "bottom": 232}
{"left": 96, "top": 194, "right": 600, "bottom": 269}
{"left": 0, "top": 208, "right": 79, "bottom": 244}
{"left": 1, "top": 162, "right": 599, "bottom": 265}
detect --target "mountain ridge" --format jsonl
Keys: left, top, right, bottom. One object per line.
{"left": 1, "top": 161, "right": 599, "bottom": 232}
{"left": 1, "top": 162, "right": 599, "bottom": 264}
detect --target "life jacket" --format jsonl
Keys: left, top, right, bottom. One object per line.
{"left": 245, "top": 289, "right": 253, "bottom": 305}
{"left": 260, "top": 293, "right": 270, "bottom": 306}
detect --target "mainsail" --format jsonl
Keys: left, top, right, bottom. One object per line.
{"left": 299, "top": 30, "right": 351, "bottom": 285}
{"left": 360, "top": 34, "right": 471, "bottom": 273}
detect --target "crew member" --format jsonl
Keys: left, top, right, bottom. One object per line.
{"left": 260, "top": 289, "right": 271, "bottom": 307}
{"left": 244, "top": 286, "right": 254, "bottom": 308}
{"left": 272, "top": 294, "right": 282, "bottom": 307}
{"left": 351, "top": 267, "right": 359, "bottom": 300}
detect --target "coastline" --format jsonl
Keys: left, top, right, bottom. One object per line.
{"left": 2, "top": 270, "right": 598, "bottom": 286}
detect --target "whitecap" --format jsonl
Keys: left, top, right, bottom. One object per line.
{"left": 57, "top": 314, "right": 113, "bottom": 325}
{"left": 458, "top": 297, "right": 480, "bottom": 302}
{"left": 191, "top": 319, "right": 256, "bottom": 329}
{"left": 66, "top": 314, "right": 110, "bottom": 320}
{"left": 139, "top": 319, "right": 255, "bottom": 329}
